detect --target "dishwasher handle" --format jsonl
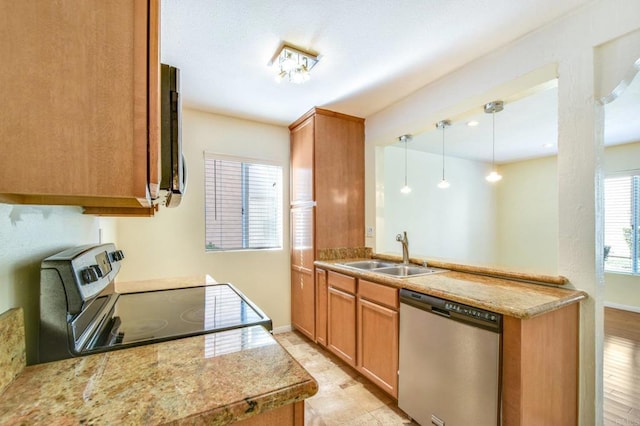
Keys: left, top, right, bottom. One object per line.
{"left": 431, "top": 306, "right": 450, "bottom": 318}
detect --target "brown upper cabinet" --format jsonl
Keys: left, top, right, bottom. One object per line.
{"left": 0, "top": 0, "right": 160, "bottom": 213}
{"left": 289, "top": 107, "right": 365, "bottom": 250}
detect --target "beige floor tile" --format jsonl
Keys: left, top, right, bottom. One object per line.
{"left": 275, "top": 331, "right": 416, "bottom": 425}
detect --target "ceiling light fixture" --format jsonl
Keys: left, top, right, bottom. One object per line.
{"left": 269, "top": 43, "right": 319, "bottom": 84}
{"left": 467, "top": 120, "right": 479, "bottom": 127}
{"left": 436, "top": 120, "right": 451, "bottom": 189}
{"left": 484, "top": 100, "right": 504, "bottom": 183}
{"left": 399, "top": 134, "right": 412, "bottom": 194}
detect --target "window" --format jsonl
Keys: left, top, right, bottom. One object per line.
{"left": 604, "top": 175, "right": 640, "bottom": 274}
{"left": 204, "top": 154, "right": 283, "bottom": 251}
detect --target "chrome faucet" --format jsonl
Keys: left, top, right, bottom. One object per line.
{"left": 396, "top": 231, "right": 409, "bottom": 265}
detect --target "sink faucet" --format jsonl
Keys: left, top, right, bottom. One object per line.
{"left": 396, "top": 232, "right": 409, "bottom": 265}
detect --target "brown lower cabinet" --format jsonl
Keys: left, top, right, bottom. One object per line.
{"left": 316, "top": 269, "right": 579, "bottom": 422}
{"left": 315, "top": 268, "right": 328, "bottom": 347}
{"left": 325, "top": 271, "right": 400, "bottom": 398}
{"left": 357, "top": 279, "right": 399, "bottom": 398}
{"left": 235, "top": 401, "right": 304, "bottom": 426}
{"left": 327, "top": 271, "right": 357, "bottom": 367}
{"left": 291, "top": 268, "right": 315, "bottom": 341}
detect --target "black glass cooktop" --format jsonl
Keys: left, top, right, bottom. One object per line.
{"left": 84, "top": 284, "right": 272, "bottom": 353}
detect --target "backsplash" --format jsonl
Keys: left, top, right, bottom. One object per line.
{"left": 0, "top": 308, "right": 25, "bottom": 394}
{"left": 317, "top": 247, "right": 372, "bottom": 261}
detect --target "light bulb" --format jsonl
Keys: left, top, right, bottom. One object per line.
{"left": 401, "top": 185, "right": 412, "bottom": 194}
{"left": 485, "top": 170, "right": 502, "bottom": 182}
{"left": 291, "top": 70, "right": 304, "bottom": 84}
{"left": 437, "top": 179, "right": 450, "bottom": 189}
{"left": 281, "top": 56, "right": 296, "bottom": 72}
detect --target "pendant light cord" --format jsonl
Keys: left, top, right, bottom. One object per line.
{"left": 491, "top": 111, "right": 496, "bottom": 167}
{"left": 441, "top": 125, "right": 446, "bottom": 180}
{"left": 404, "top": 138, "right": 408, "bottom": 186}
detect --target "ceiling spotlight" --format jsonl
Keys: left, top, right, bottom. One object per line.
{"left": 484, "top": 100, "right": 504, "bottom": 183}
{"left": 269, "top": 43, "right": 319, "bottom": 84}
{"left": 467, "top": 120, "right": 479, "bottom": 127}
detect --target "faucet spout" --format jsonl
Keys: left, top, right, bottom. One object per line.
{"left": 396, "top": 231, "right": 410, "bottom": 265}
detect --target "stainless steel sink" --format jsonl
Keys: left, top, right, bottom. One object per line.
{"left": 341, "top": 260, "right": 397, "bottom": 270}
{"left": 340, "top": 260, "right": 448, "bottom": 278}
{"left": 373, "top": 265, "right": 447, "bottom": 277}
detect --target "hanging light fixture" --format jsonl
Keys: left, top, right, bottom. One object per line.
{"left": 399, "top": 134, "right": 412, "bottom": 194}
{"left": 269, "top": 43, "right": 319, "bottom": 84}
{"left": 484, "top": 100, "right": 504, "bottom": 183}
{"left": 436, "top": 120, "right": 451, "bottom": 189}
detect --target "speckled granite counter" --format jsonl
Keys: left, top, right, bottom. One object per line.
{"left": 0, "top": 276, "right": 316, "bottom": 424}
{"left": 0, "top": 324, "right": 317, "bottom": 425}
{"left": 316, "top": 258, "right": 586, "bottom": 319}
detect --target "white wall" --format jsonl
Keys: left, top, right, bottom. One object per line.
{"left": 365, "top": 1, "right": 640, "bottom": 423}
{"left": 114, "top": 109, "right": 292, "bottom": 329}
{"left": 603, "top": 141, "right": 640, "bottom": 309}
{"left": 381, "top": 146, "right": 496, "bottom": 265}
{"left": 0, "top": 205, "right": 101, "bottom": 363}
{"left": 495, "top": 155, "right": 558, "bottom": 274}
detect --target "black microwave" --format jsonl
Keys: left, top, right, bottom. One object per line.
{"left": 160, "top": 63, "right": 186, "bottom": 208}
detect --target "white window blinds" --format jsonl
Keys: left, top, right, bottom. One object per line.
{"left": 604, "top": 175, "right": 640, "bottom": 274}
{"left": 204, "top": 155, "right": 283, "bottom": 251}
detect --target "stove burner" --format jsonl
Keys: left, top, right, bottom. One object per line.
{"left": 116, "top": 318, "right": 169, "bottom": 340}
{"left": 180, "top": 307, "right": 206, "bottom": 324}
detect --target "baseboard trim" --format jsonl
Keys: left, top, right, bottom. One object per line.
{"left": 605, "top": 301, "right": 640, "bottom": 314}
{"left": 272, "top": 325, "right": 293, "bottom": 334}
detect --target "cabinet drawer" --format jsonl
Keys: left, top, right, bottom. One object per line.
{"left": 328, "top": 271, "right": 356, "bottom": 294}
{"left": 358, "top": 279, "right": 398, "bottom": 310}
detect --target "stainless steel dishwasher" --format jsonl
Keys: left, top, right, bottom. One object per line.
{"left": 398, "top": 289, "right": 502, "bottom": 426}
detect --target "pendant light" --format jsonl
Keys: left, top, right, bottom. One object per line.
{"left": 399, "top": 134, "right": 412, "bottom": 194}
{"left": 484, "top": 100, "right": 504, "bottom": 183}
{"left": 436, "top": 120, "right": 451, "bottom": 189}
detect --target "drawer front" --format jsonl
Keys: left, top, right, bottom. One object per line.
{"left": 358, "top": 279, "right": 398, "bottom": 310}
{"left": 328, "top": 271, "right": 356, "bottom": 294}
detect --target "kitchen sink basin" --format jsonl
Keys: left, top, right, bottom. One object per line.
{"left": 372, "top": 265, "right": 447, "bottom": 277}
{"left": 341, "top": 260, "right": 397, "bottom": 270}
{"left": 340, "top": 260, "right": 448, "bottom": 278}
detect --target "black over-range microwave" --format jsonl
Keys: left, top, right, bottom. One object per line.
{"left": 159, "top": 63, "right": 186, "bottom": 208}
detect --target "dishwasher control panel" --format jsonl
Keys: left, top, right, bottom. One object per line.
{"left": 400, "top": 289, "right": 502, "bottom": 332}
{"left": 444, "top": 302, "right": 499, "bottom": 323}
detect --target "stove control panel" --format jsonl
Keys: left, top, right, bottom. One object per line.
{"left": 109, "top": 250, "right": 125, "bottom": 262}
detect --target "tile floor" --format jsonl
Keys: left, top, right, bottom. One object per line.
{"left": 275, "top": 331, "right": 417, "bottom": 425}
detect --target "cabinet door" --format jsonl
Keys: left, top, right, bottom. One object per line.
{"left": 314, "top": 111, "right": 364, "bottom": 249}
{"left": 327, "top": 286, "right": 357, "bottom": 367}
{"left": 291, "top": 269, "right": 315, "bottom": 341}
{"left": 0, "top": 0, "right": 158, "bottom": 208}
{"left": 357, "top": 297, "right": 399, "bottom": 398}
{"left": 291, "top": 206, "right": 315, "bottom": 271}
{"left": 315, "top": 268, "right": 328, "bottom": 347}
{"left": 290, "top": 116, "right": 314, "bottom": 203}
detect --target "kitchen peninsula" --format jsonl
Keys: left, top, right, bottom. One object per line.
{"left": 313, "top": 253, "right": 587, "bottom": 425}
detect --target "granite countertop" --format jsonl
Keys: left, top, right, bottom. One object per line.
{"left": 0, "top": 323, "right": 317, "bottom": 425}
{"left": 316, "top": 257, "right": 587, "bottom": 319}
{"left": 0, "top": 274, "right": 318, "bottom": 425}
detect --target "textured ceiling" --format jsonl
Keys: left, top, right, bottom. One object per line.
{"left": 161, "top": 0, "right": 592, "bottom": 126}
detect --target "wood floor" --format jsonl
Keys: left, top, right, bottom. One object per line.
{"left": 604, "top": 307, "right": 640, "bottom": 426}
